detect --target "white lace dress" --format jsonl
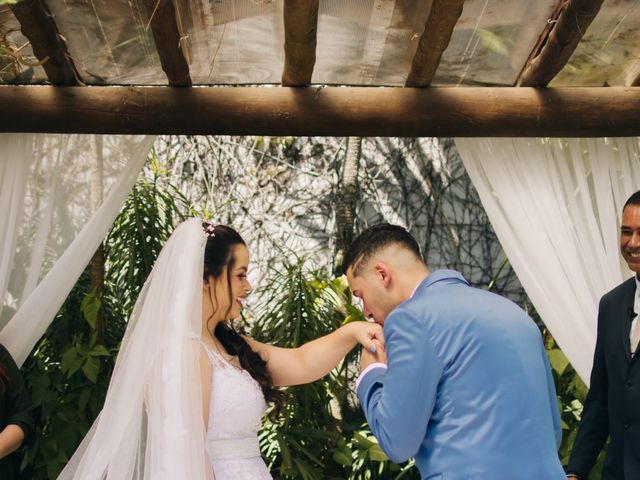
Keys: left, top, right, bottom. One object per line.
{"left": 202, "top": 343, "right": 272, "bottom": 480}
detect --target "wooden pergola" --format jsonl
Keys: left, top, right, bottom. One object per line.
{"left": 2, "top": 0, "right": 639, "bottom": 137}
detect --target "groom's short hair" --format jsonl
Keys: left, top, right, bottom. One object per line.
{"left": 342, "top": 223, "right": 423, "bottom": 276}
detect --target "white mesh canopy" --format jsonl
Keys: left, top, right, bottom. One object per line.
{"left": 0, "top": 134, "right": 154, "bottom": 366}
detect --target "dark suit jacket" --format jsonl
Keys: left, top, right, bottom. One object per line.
{"left": 0, "top": 344, "right": 33, "bottom": 480}
{"left": 567, "top": 277, "right": 640, "bottom": 479}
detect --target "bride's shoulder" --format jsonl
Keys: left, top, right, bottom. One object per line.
{"left": 199, "top": 341, "right": 225, "bottom": 366}
{"left": 241, "top": 335, "right": 270, "bottom": 362}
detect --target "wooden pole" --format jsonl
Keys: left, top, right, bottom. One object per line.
{"left": 282, "top": 0, "right": 319, "bottom": 86}
{"left": 333, "top": 136, "right": 361, "bottom": 274}
{"left": 405, "top": 0, "right": 465, "bottom": 87}
{"left": 10, "top": 0, "right": 82, "bottom": 85}
{"left": 516, "top": 0, "right": 605, "bottom": 87}
{"left": 143, "top": 0, "right": 192, "bottom": 86}
{"left": 2, "top": 85, "right": 640, "bottom": 137}
{"left": 90, "top": 136, "right": 105, "bottom": 344}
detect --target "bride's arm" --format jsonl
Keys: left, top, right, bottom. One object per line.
{"left": 244, "top": 321, "right": 383, "bottom": 387}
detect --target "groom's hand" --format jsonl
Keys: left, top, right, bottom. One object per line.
{"left": 360, "top": 339, "right": 387, "bottom": 372}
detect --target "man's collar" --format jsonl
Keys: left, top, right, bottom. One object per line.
{"left": 411, "top": 269, "right": 469, "bottom": 298}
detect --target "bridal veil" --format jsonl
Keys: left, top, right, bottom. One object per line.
{"left": 58, "top": 218, "right": 212, "bottom": 479}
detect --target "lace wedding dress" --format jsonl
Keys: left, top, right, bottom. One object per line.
{"left": 202, "top": 343, "right": 272, "bottom": 479}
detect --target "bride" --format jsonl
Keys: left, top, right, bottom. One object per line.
{"left": 58, "top": 218, "right": 383, "bottom": 479}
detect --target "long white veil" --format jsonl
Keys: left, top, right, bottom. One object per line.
{"left": 58, "top": 218, "right": 212, "bottom": 479}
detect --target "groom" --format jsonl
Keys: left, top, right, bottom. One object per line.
{"left": 344, "top": 223, "right": 566, "bottom": 479}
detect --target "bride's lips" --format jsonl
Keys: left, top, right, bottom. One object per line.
{"left": 236, "top": 297, "right": 245, "bottom": 307}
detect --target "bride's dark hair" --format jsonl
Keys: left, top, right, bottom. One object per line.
{"left": 202, "top": 223, "right": 285, "bottom": 419}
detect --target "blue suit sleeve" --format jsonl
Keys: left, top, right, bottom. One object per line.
{"left": 356, "top": 308, "right": 443, "bottom": 463}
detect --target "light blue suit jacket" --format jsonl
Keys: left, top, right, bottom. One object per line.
{"left": 357, "top": 270, "right": 565, "bottom": 479}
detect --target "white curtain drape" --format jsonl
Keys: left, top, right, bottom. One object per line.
{"left": 455, "top": 137, "right": 640, "bottom": 383}
{"left": 0, "top": 134, "right": 155, "bottom": 366}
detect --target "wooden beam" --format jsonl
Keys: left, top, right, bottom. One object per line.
{"left": 1, "top": 86, "right": 639, "bottom": 137}
{"left": 143, "top": 0, "right": 191, "bottom": 87}
{"left": 516, "top": 0, "right": 604, "bottom": 87}
{"left": 9, "top": 0, "right": 82, "bottom": 85}
{"left": 405, "top": 0, "right": 464, "bottom": 87}
{"left": 282, "top": 0, "right": 319, "bottom": 86}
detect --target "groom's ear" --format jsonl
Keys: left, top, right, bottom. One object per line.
{"left": 373, "top": 262, "right": 392, "bottom": 289}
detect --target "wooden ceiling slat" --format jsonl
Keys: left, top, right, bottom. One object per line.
{"left": 405, "top": 0, "right": 464, "bottom": 87}
{"left": 9, "top": 0, "right": 81, "bottom": 86}
{"left": 2, "top": 86, "right": 639, "bottom": 137}
{"left": 516, "top": 0, "right": 604, "bottom": 87}
{"left": 144, "top": 0, "right": 191, "bottom": 87}
{"left": 282, "top": 0, "right": 319, "bottom": 86}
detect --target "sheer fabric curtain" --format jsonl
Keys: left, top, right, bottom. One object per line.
{"left": 455, "top": 137, "right": 640, "bottom": 383}
{"left": 0, "top": 134, "right": 155, "bottom": 366}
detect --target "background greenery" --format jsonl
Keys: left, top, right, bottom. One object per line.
{"left": 18, "top": 166, "right": 190, "bottom": 479}
{"left": 16, "top": 139, "right": 604, "bottom": 478}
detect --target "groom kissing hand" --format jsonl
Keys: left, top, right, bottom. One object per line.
{"left": 360, "top": 338, "right": 387, "bottom": 373}
{"left": 344, "top": 223, "right": 566, "bottom": 480}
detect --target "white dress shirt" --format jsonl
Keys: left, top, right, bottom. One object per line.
{"left": 632, "top": 277, "right": 640, "bottom": 357}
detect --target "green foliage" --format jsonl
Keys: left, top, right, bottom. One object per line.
{"left": 252, "top": 260, "right": 347, "bottom": 479}
{"left": 105, "top": 154, "right": 192, "bottom": 319}
{"left": 254, "top": 260, "right": 604, "bottom": 479}
{"left": 252, "top": 259, "right": 419, "bottom": 479}
{"left": 19, "top": 163, "right": 190, "bottom": 479}
{"left": 19, "top": 280, "right": 118, "bottom": 479}
{"left": 16, "top": 149, "right": 605, "bottom": 479}
{"left": 545, "top": 335, "right": 607, "bottom": 479}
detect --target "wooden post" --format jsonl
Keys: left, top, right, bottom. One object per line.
{"left": 90, "top": 136, "right": 105, "bottom": 344}
{"left": 282, "top": 0, "right": 319, "bottom": 86}
{"left": 516, "top": 0, "right": 605, "bottom": 87}
{"left": 333, "top": 137, "right": 361, "bottom": 274}
{"left": 10, "top": 0, "right": 82, "bottom": 85}
{"left": 405, "top": 0, "right": 465, "bottom": 87}
{"left": 143, "top": 0, "right": 192, "bottom": 86}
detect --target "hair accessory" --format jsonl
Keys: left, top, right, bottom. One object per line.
{"left": 203, "top": 221, "right": 216, "bottom": 237}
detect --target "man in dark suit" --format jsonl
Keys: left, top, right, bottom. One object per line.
{"left": 567, "top": 190, "right": 640, "bottom": 480}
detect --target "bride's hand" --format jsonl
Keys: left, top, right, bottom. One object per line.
{"left": 360, "top": 339, "right": 387, "bottom": 372}
{"left": 350, "top": 321, "right": 385, "bottom": 354}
